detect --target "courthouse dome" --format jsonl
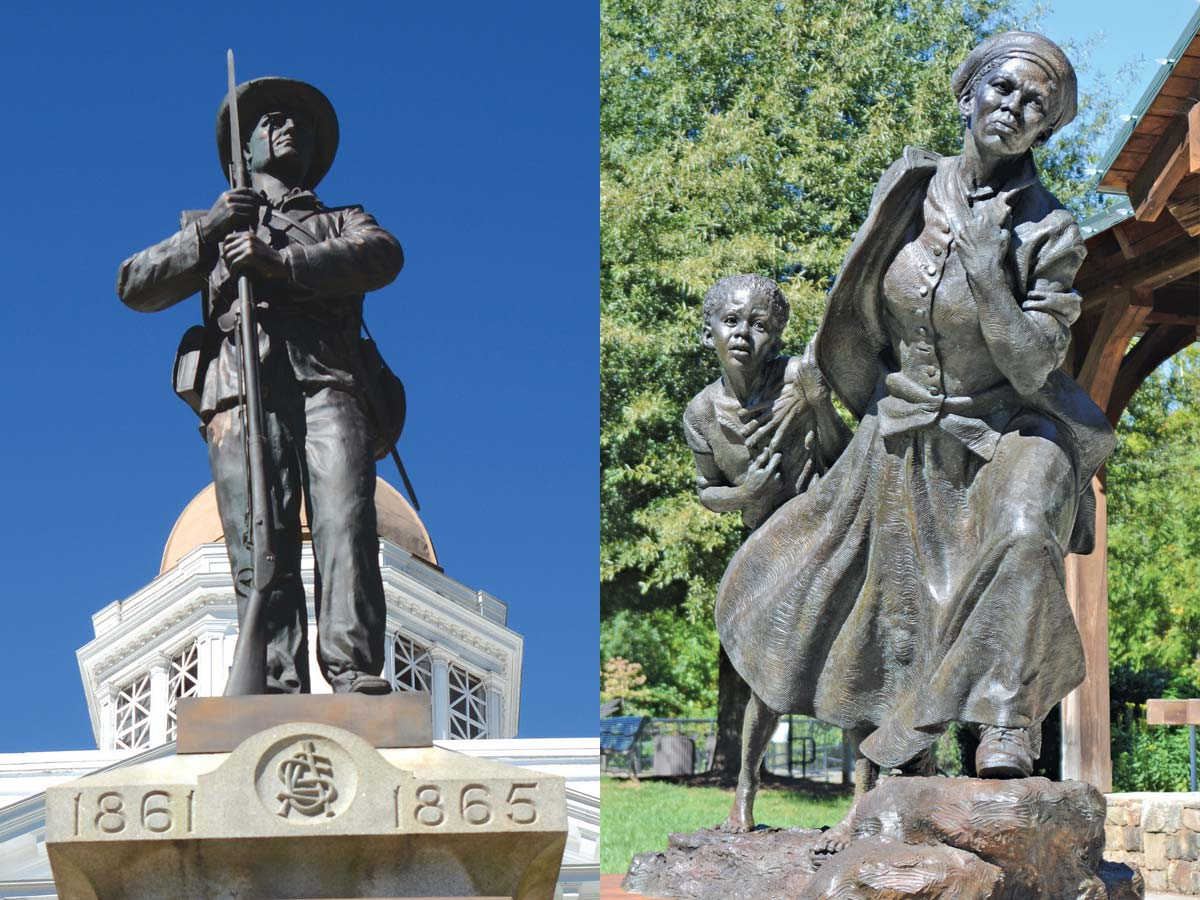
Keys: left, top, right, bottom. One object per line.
{"left": 159, "top": 478, "right": 438, "bottom": 573}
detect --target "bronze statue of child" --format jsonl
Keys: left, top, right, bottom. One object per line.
{"left": 683, "top": 274, "right": 849, "bottom": 831}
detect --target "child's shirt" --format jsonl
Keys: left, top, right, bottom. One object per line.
{"left": 684, "top": 352, "right": 847, "bottom": 529}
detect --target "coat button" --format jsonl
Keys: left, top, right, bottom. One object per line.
{"left": 940, "top": 223, "right": 951, "bottom": 234}
{"left": 929, "top": 386, "right": 941, "bottom": 396}
{"left": 919, "top": 286, "right": 928, "bottom": 296}
{"left": 926, "top": 264, "right": 937, "bottom": 276}
{"left": 931, "top": 245, "right": 943, "bottom": 256}
{"left": 926, "top": 366, "right": 937, "bottom": 376}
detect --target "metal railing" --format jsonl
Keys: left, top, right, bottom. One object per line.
{"left": 603, "top": 715, "right": 850, "bottom": 781}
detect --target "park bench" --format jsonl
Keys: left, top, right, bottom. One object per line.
{"left": 600, "top": 716, "right": 648, "bottom": 776}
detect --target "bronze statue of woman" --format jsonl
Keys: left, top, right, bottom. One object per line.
{"left": 714, "top": 31, "right": 1114, "bottom": 838}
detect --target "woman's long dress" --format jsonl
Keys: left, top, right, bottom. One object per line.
{"left": 714, "top": 149, "right": 1114, "bottom": 768}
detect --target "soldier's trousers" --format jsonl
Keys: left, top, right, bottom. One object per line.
{"left": 206, "top": 385, "right": 385, "bottom": 693}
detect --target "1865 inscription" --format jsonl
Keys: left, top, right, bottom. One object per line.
{"left": 396, "top": 781, "right": 541, "bottom": 829}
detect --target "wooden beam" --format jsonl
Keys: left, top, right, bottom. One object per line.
{"left": 1150, "top": 281, "right": 1200, "bottom": 317}
{"left": 1062, "top": 478, "right": 1111, "bottom": 792}
{"left": 1146, "top": 311, "right": 1200, "bottom": 327}
{"left": 1147, "top": 699, "right": 1200, "bottom": 726}
{"left": 1129, "top": 112, "right": 1192, "bottom": 223}
{"left": 1111, "top": 222, "right": 1137, "bottom": 260}
{"left": 1167, "top": 173, "right": 1200, "bottom": 236}
{"left": 1104, "top": 216, "right": 1188, "bottom": 262}
{"left": 1191, "top": 102, "right": 1200, "bottom": 174}
{"left": 1108, "top": 324, "right": 1198, "bottom": 423}
{"left": 1077, "top": 288, "right": 1153, "bottom": 408}
{"left": 1078, "top": 235, "right": 1200, "bottom": 306}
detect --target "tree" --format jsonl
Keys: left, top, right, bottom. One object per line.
{"left": 1108, "top": 348, "right": 1200, "bottom": 679}
{"left": 600, "top": 0, "right": 1122, "bottom": 779}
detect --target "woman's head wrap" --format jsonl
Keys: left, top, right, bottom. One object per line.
{"left": 952, "top": 31, "right": 1078, "bottom": 137}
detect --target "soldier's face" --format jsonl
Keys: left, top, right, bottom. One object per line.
{"left": 703, "top": 292, "right": 781, "bottom": 375}
{"left": 244, "top": 108, "right": 316, "bottom": 185}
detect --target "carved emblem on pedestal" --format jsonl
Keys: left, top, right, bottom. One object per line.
{"left": 276, "top": 741, "right": 338, "bottom": 818}
{"left": 254, "top": 733, "right": 356, "bottom": 823}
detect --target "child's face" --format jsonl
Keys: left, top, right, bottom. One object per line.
{"left": 704, "top": 291, "right": 782, "bottom": 375}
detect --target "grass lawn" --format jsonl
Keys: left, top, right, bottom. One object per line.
{"left": 600, "top": 776, "right": 852, "bottom": 874}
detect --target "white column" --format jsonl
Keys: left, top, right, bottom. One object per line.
{"left": 148, "top": 654, "right": 171, "bottom": 746}
{"left": 485, "top": 672, "right": 506, "bottom": 739}
{"left": 99, "top": 683, "right": 118, "bottom": 751}
{"left": 195, "top": 624, "right": 226, "bottom": 697}
{"left": 382, "top": 630, "right": 396, "bottom": 687}
{"left": 210, "top": 623, "right": 240, "bottom": 697}
{"left": 429, "top": 645, "right": 453, "bottom": 740}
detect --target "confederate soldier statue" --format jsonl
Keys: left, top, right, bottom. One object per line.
{"left": 117, "top": 71, "right": 404, "bottom": 696}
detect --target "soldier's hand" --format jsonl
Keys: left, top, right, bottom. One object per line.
{"left": 200, "top": 189, "right": 262, "bottom": 244}
{"left": 221, "top": 232, "right": 286, "bottom": 280}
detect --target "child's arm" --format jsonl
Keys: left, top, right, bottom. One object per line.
{"left": 696, "top": 449, "right": 785, "bottom": 517}
{"left": 684, "top": 393, "right": 786, "bottom": 524}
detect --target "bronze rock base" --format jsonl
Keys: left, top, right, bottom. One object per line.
{"left": 623, "top": 776, "right": 1143, "bottom": 900}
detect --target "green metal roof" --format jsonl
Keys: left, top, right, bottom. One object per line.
{"left": 1095, "top": 6, "right": 1200, "bottom": 192}
{"left": 1078, "top": 198, "right": 1134, "bottom": 238}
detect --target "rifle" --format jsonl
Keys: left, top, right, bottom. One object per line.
{"left": 223, "top": 49, "right": 278, "bottom": 696}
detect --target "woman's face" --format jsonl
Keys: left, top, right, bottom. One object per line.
{"left": 961, "top": 57, "right": 1057, "bottom": 159}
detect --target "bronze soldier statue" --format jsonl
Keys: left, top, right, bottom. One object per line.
{"left": 118, "top": 72, "right": 404, "bottom": 696}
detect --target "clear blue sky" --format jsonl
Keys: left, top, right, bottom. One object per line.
{"left": 1040, "top": 0, "right": 1199, "bottom": 123}
{"left": 0, "top": 2, "right": 596, "bottom": 750}
{"left": 0, "top": 1, "right": 1193, "bottom": 752}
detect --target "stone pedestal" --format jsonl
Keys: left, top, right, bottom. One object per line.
{"left": 623, "top": 776, "right": 1143, "bottom": 900}
{"left": 45, "top": 699, "right": 566, "bottom": 900}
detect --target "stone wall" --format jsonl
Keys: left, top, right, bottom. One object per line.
{"left": 1106, "top": 792, "right": 1200, "bottom": 894}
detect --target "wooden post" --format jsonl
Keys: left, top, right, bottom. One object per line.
{"left": 1062, "top": 476, "right": 1112, "bottom": 791}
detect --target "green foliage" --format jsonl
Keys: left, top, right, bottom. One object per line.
{"left": 1110, "top": 663, "right": 1200, "bottom": 792}
{"left": 1108, "top": 347, "right": 1200, "bottom": 678}
{"left": 1106, "top": 351, "right": 1200, "bottom": 792}
{"left": 601, "top": 656, "right": 654, "bottom": 709}
{"left": 600, "top": 608, "right": 719, "bottom": 716}
{"left": 600, "top": 776, "right": 850, "bottom": 873}
{"left": 600, "top": 0, "right": 1123, "bottom": 708}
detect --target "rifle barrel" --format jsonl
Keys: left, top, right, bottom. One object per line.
{"left": 223, "top": 50, "right": 276, "bottom": 695}
{"left": 227, "top": 50, "right": 245, "bottom": 189}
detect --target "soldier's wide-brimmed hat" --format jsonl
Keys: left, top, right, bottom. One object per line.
{"left": 952, "top": 31, "right": 1078, "bottom": 136}
{"left": 216, "top": 77, "right": 339, "bottom": 190}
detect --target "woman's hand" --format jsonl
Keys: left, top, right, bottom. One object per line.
{"left": 952, "top": 190, "right": 1014, "bottom": 280}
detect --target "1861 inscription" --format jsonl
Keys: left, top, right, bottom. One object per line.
{"left": 72, "top": 788, "right": 194, "bottom": 839}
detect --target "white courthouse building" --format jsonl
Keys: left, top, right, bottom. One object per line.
{"left": 0, "top": 480, "right": 600, "bottom": 899}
